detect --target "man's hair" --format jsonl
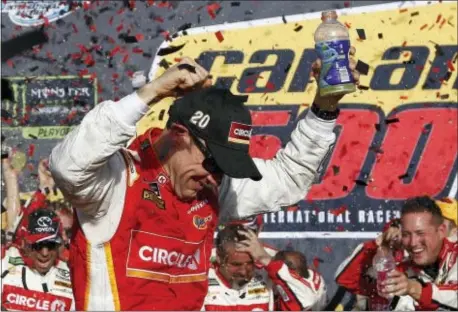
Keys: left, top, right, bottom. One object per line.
{"left": 274, "top": 250, "right": 309, "bottom": 279}
{"left": 401, "top": 196, "right": 444, "bottom": 226}
{"left": 216, "top": 224, "right": 248, "bottom": 257}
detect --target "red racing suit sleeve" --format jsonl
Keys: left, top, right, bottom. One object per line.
{"left": 265, "top": 260, "right": 326, "bottom": 311}
{"left": 335, "top": 240, "right": 379, "bottom": 297}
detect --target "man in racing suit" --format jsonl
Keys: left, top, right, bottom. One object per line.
{"left": 1, "top": 208, "right": 74, "bottom": 311}
{"left": 336, "top": 196, "right": 457, "bottom": 310}
{"left": 203, "top": 225, "right": 327, "bottom": 311}
{"left": 50, "top": 53, "right": 360, "bottom": 310}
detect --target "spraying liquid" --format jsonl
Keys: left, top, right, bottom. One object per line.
{"left": 314, "top": 10, "right": 356, "bottom": 97}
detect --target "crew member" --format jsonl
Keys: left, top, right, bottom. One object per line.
{"left": 1, "top": 208, "right": 74, "bottom": 311}
{"left": 50, "top": 53, "right": 360, "bottom": 310}
{"left": 203, "top": 225, "right": 327, "bottom": 311}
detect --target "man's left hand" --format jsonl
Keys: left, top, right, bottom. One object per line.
{"left": 311, "top": 46, "right": 361, "bottom": 111}
{"left": 235, "top": 228, "right": 272, "bottom": 266}
{"left": 381, "top": 270, "right": 423, "bottom": 299}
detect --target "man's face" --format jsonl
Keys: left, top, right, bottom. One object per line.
{"left": 218, "top": 246, "right": 255, "bottom": 288}
{"left": 401, "top": 212, "right": 446, "bottom": 266}
{"left": 168, "top": 132, "right": 222, "bottom": 201}
{"left": 27, "top": 241, "right": 59, "bottom": 275}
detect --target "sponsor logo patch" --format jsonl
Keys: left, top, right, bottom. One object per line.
{"left": 187, "top": 199, "right": 209, "bottom": 214}
{"left": 142, "top": 187, "right": 165, "bottom": 210}
{"left": 8, "top": 256, "right": 24, "bottom": 266}
{"left": 228, "top": 122, "right": 252, "bottom": 144}
{"left": 2, "top": 285, "right": 72, "bottom": 311}
{"left": 193, "top": 215, "right": 212, "bottom": 230}
{"left": 126, "top": 230, "right": 207, "bottom": 283}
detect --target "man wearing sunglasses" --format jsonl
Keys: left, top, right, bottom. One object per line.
{"left": 1, "top": 208, "right": 75, "bottom": 311}
{"left": 50, "top": 52, "right": 360, "bottom": 310}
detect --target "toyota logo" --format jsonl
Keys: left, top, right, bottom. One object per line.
{"left": 37, "top": 216, "right": 53, "bottom": 227}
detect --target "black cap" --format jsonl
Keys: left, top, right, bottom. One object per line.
{"left": 26, "top": 209, "right": 61, "bottom": 244}
{"left": 168, "top": 87, "right": 262, "bottom": 181}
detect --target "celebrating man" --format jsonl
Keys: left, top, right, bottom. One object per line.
{"left": 50, "top": 51, "right": 359, "bottom": 310}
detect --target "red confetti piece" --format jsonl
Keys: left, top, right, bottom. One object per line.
{"left": 400, "top": 95, "right": 409, "bottom": 100}
{"left": 266, "top": 82, "right": 275, "bottom": 90}
{"left": 174, "top": 57, "right": 182, "bottom": 62}
{"left": 122, "top": 54, "right": 129, "bottom": 63}
{"left": 147, "top": 0, "right": 155, "bottom": 6}
{"left": 71, "top": 23, "right": 78, "bottom": 33}
{"left": 116, "top": 24, "right": 124, "bottom": 32}
{"left": 447, "top": 60, "right": 455, "bottom": 71}
{"left": 323, "top": 246, "right": 333, "bottom": 253}
{"left": 440, "top": 18, "right": 446, "bottom": 28}
{"left": 420, "top": 24, "right": 428, "bottom": 30}
{"left": 215, "top": 30, "right": 224, "bottom": 42}
{"left": 89, "top": 24, "right": 96, "bottom": 32}
{"left": 436, "top": 14, "right": 442, "bottom": 23}
{"left": 112, "top": 73, "right": 119, "bottom": 80}
{"left": 313, "top": 257, "right": 321, "bottom": 269}
{"left": 135, "top": 33, "right": 144, "bottom": 41}
{"left": 67, "top": 110, "right": 77, "bottom": 121}
{"left": 245, "top": 86, "right": 256, "bottom": 93}
{"left": 78, "top": 69, "right": 89, "bottom": 77}
{"left": 83, "top": 1, "right": 90, "bottom": 10}
{"left": 77, "top": 44, "right": 88, "bottom": 53}
{"left": 129, "top": 0, "right": 136, "bottom": 9}
{"left": 110, "top": 46, "right": 121, "bottom": 57}
{"left": 402, "top": 41, "right": 407, "bottom": 47}
{"left": 84, "top": 54, "right": 95, "bottom": 67}
{"left": 71, "top": 53, "right": 82, "bottom": 60}
{"left": 344, "top": 22, "right": 351, "bottom": 28}
{"left": 157, "top": 1, "right": 169, "bottom": 8}
{"left": 154, "top": 16, "right": 164, "bottom": 23}
{"left": 330, "top": 206, "right": 347, "bottom": 216}
{"left": 28, "top": 144, "right": 35, "bottom": 157}
{"left": 132, "top": 47, "right": 143, "bottom": 54}
{"left": 108, "top": 16, "right": 114, "bottom": 25}
{"left": 287, "top": 205, "right": 299, "bottom": 212}
{"left": 46, "top": 51, "right": 55, "bottom": 61}
{"left": 399, "top": 8, "right": 408, "bottom": 13}
{"left": 207, "top": 3, "right": 220, "bottom": 19}
{"left": 403, "top": 52, "right": 410, "bottom": 58}
{"left": 126, "top": 70, "right": 134, "bottom": 78}
{"left": 6, "top": 60, "right": 14, "bottom": 68}
{"left": 42, "top": 16, "right": 49, "bottom": 27}
{"left": 117, "top": 8, "right": 125, "bottom": 15}
{"left": 344, "top": 1, "right": 350, "bottom": 8}
{"left": 161, "top": 31, "right": 170, "bottom": 41}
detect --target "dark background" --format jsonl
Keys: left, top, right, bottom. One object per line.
{"left": 2, "top": 0, "right": 394, "bottom": 306}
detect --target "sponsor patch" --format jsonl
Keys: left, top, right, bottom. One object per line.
{"left": 193, "top": 215, "right": 212, "bottom": 230}
{"left": 248, "top": 287, "right": 267, "bottom": 295}
{"left": 187, "top": 199, "right": 209, "bottom": 214}
{"left": 8, "top": 256, "right": 24, "bottom": 266}
{"left": 228, "top": 122, "right": 252, "bottom": 145}
{"left": 208, "top": 278, "right": 220, "bottom": 286}
{"left": 2, "top": 285, "right": 72, "bottom": 311}
{"left": 56, "top": 268, "right": 71, "bottom": 282}
{"left": 156, "top": 173, "right": 168, "bottom": 185}
{"left": 142, "top": 188, "right": 165, "bottom": 210}
{"left": 275, "top": 285, "right": 290, "bottom": 302}
{"left": 54, "top": 280, "right": 72, "bottom": 289}
{"left": 126, "top": 230, "right": 207, "bottom": 284}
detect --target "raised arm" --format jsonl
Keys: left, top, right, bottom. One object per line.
{"left": 219, "top": 47, "right": 360, "bottom": 220}
{"left": 49, "top": 58, "right": 211, "bottom": 216}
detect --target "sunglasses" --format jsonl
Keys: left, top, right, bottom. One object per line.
{"left": 31, "top": 241, "right": 59, "bottom": 251}
{"left": 189, "top": 132, "right": 223, "bottom": 175}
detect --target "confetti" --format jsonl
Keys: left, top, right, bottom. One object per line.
{"left": 156, "top": 43, "right": 186, "bottom": 56}
{"left": 399, "top": 8, "right": 408, "bottom": 13}
{"left": 177, "top": 23, "right": 192, "bottom": 33}
{"left": 28, "top": 134, "right": 38, "bottom": 139}
{"left": 447, "top": 60, "right": 455, "bottom": 71}
{"left": 215, "top": 30, "right": 224, "bottom": 42}
{"left": 344, "top": 1, "right": 350, "bottom": 8}
{"left": 207, "top": 3, "right": 220, "bottom": 19}
{"left": 357, "top": 85, "right": 370, "bottom": 90}
{"left": 436, "top": 14, "right": 442, "bottom": 23}
{"left": 230, "top": 2, "right": 240, "bottom": 6}
{"left": 313, "top": 257, "right": 323, "bottom": 269}
{"left": 385, "top": 118, "right": 400, "bottom": 124}
{"left": 378, "top": 33, "right": 383, "bottom": 39}
{"left": 282, "top": 15, "right": 287, "bottom": 24}
{"left": 344, "top": 22, "right": 351, "bottom": 29}
{"left": 440, "top": 94, "right": 450, "bottom": 99}
{"left": 410, "top": 11, "right": 419, "bottom": 16}
{"left": 356, "top": 29, "right": 366, "bottom": 40}
{"left": 159, "top": 59, "right": 170, "bottom": 69}
{"left": 420, "top": 24, "right": 428, "bottom": 30}
{"left": 294, "top": 25, "right": 303, "bottom": 32}
{"left": 355, "top": 60, "right": 369, "bottom": 75}
{"left": 323, "top": 246, "right": 333, "bottom": 253}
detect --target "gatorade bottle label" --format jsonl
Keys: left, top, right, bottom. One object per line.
{"left": 315, "top": 39, "right": 354, "bottom": 87}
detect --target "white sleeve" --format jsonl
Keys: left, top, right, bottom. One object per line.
{"left": 49, "top": 93, "right": 149, "bottom": 217}
{"left": 218, "top": 111, "right": 336, "bottom": 221}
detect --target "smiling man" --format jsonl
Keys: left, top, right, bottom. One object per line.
{"left": 1, "top": 209, "right": 75, "bottom": 311}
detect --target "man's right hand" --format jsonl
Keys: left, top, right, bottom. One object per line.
{"left": 138, "top": 57, "right": 212, "bottom": 105}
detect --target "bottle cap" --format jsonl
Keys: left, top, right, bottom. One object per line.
{"left": 321, "top": 10, "right": 338, "bottom": 21}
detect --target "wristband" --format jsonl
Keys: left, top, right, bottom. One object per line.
{"left": 311, "top": 102, "right": 340, "bottom": 120}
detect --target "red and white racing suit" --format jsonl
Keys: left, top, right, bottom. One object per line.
{"left": 1, "top": 246, "right": 75, "bottom": 311}
{"left": 203, "top": 260, "right": 327, "bottom": 311}
{"left": 336, "top": 238, "right": 457, "bottom": 310}
{"left": 49, "top": 92, "right": 336, "bottom": 310}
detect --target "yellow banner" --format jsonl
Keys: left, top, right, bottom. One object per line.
{"left": 138, "top": 1, "right": 457, "bottom": 133}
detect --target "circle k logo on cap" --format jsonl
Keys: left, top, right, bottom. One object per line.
{"left": 228, "top": 122, "right": 252, "bottom": 144}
